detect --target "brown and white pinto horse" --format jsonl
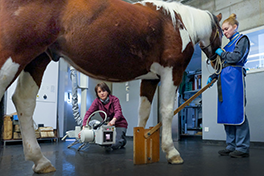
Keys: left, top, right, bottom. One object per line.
{"left": 0, "top": 0, "right": 222, "bottom": 173}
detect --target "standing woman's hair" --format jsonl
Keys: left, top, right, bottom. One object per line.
{"left": 223, "top": 13, "right": 239, "bottom": 27}
{"left": 95, "top": 82, "right": 111, "bottom": 98}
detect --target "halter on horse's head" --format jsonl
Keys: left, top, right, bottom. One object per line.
{"left": 200, "top": 13, "right": 223, "bottom": 66}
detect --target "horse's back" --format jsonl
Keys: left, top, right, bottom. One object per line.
{"left": 0, "top": 0, "right": 186, "bottom": 82}
{"left": 55, "top": 0, "right": 168, "bottom": 81}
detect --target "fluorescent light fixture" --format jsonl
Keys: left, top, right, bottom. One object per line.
{"left": 247, "top": 52, "right": 264, "bottom": 59}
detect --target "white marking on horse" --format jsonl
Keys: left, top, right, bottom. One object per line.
{"left": 157, "top": 66, "right": 181, "bottom": 157}
{"left": 138, "top": 0, "right": 179, "bottom": 28}
{"left": 159, "top": 67, "right": 176, "bottom": 104}
{"left": 12, "top": 71, "right": 39, "bottom": 160}
{"left": 135, "top": 72, "right": 159, "bottom": 80}
{"left": 0, "top": 57, "right": 20, "bottom": 98}
{"left": 136, "top": 62, "right": 169, "bottom": 80}
{"left": 138, "top": 96, "right": 152, "bottom": 127}
{"left": 14, "top": 7, "right": 23, "bottom": 16}
{"left": 139, "top": 0, "right": 213, "bottom": 45}
{"left": 149, "top": 62, "right": 163, "bottom": 75}
{"left": 12, "top": 71, "right": 54, "bottom": 172}
{"left": 179, "top": 28, "right": 190, "bottom": 52}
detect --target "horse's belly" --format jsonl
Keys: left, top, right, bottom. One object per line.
{"left": 63, "top": 56, "right": 150, "bottom": 82}
{"left": 135, "top": 72, "right": 159, "bottom": 80}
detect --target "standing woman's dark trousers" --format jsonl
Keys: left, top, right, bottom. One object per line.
{"left": 224, "top": 116, "right": 250, "bottom": 153}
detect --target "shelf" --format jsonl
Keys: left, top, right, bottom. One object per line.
{"left": 180, "top": 71, "right": 202, "bottom": 138}
{"left": 184, "top": 89, "right": 201, "bottom": 94}
{"left": 2, "top": 137, "right": 58, "bottom": 146}
{"left": 187, "top": 128, "right": 202, "bottom": 131}
{"left": 183, "top": 105, "right": 201, "bottom": 108}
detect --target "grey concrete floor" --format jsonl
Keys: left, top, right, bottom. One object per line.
{"left": 0, "top": 137, "right": 264, "bottom": 176}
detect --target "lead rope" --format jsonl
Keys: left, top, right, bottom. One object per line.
{"left": 207, "top": 49, "right": 226, "bottom": 75}
{"left": 206, "top": 50, "right": 226, "bottom": 102}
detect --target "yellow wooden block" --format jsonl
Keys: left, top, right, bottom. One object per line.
{"left": 39, "top": 127, "right": 55, "bottom": 138}
{"left": 3, "top": 115, "right": 13, "bottom": 140}
{"left": 133, "top": 127, "right": 160, "bottom": 165}
{"left": 13, "top": 132, "right": 22, "bottom": 139}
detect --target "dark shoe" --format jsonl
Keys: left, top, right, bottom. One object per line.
{"left": 111, "top": 145, "right": 120, "bottom": 150}
{"left": 218, "top": 149, "right": 233, "bottom": 156}
{"left": 120, "top": 138, "right": 127, "bottom": 148}
{"left": 112, "top": 140, "right": 126, "bottom": 150}
{"left": 229, "top": 150, "right": 249, "bottom": 158}
{"left": 120, "top": 131, "right": 127, "bottom": 148}
{"left": 105, "top": 146, "right": 113, "bottom": 152}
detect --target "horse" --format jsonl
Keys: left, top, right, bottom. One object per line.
{"left": 0, "top": 0, "right": 222, "bottom": 173}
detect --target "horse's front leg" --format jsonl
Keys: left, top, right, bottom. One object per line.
{"left": 138, "top": 79, "right": 159, "bottom": 127}
{"left": 12, "top": 54, "right": 56, "bottom": 174}
{"left": 159, "top": 67, "right": 184, "bottom": 164}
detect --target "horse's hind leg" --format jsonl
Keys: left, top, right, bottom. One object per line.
{"left": 12, "top": 53, "right": 56, "bottom": 174}
{"left": 138, "top": 79, "right": 159, "bottom": 127}
{"left": 159, "top": 68, "right": 184, "bottom": 164}
{"left": 0, "top": 57, "right": 21, "bottom": 99}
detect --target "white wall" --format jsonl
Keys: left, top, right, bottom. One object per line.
{"left": 245, "top": 71, "right": 264, "bottom": 142}
{"left": 112, "top": 80, "right": 158, "bottom": 136}
{"left": 6, "top": 61, "right": 59, "bottom": 129}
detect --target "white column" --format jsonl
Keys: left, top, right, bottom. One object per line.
{"left": 79, "top": 72, "right": 89, "bottom": 119}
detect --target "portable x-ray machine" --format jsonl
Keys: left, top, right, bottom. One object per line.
{"left": 62, "top": 110, "right": 116, "bottom": 151}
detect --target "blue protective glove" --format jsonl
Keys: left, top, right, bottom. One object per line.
{"left": 207, "top": 77, "right": 213, "bottom": 87}
{"left": 207, "top": 73, "right": 218, "bottom": 87}
{"left": 215, "top": 48, "right": 223, "bottom": 56}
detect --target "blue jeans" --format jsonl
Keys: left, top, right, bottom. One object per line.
{"left": 224, "top": 116, "right": 250, "bottom": 153}
{"left": 111, "top": 127, "right": 127, "bottom": 149}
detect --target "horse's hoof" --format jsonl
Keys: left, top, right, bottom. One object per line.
{"left": 33, "top": 163, "right": 56, "bottom": 174}
{"left": 168, "top": 155, "right": 184, "bottom": 165}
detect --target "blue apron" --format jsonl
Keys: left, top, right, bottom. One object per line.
{"left": 217, "top": 34, "right": 247, "bottom": 125}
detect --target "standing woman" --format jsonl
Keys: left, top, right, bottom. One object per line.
{"left": 80, "top": 82, "right": 128, "bottom": 150}
{"left": 207, "top": 13, "right": 250, "bottom": 158}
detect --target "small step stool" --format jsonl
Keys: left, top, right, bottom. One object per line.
{"left": 133, "top": 123, "right": 162, "bottom": 165}
{"left": 133, "top": 78, "right": 216, "bottom": 165}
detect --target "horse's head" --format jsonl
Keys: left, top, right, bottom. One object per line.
{"left": 199, "top": 13, "right": 223, "bottom": 68}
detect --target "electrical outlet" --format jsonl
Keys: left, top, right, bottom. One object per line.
{"left": 204, "top": 127, "right": 209, "bottom": 132}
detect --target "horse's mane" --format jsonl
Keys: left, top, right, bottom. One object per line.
{"left": 137, "top": 0, "right": 213, "bottom": 44}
